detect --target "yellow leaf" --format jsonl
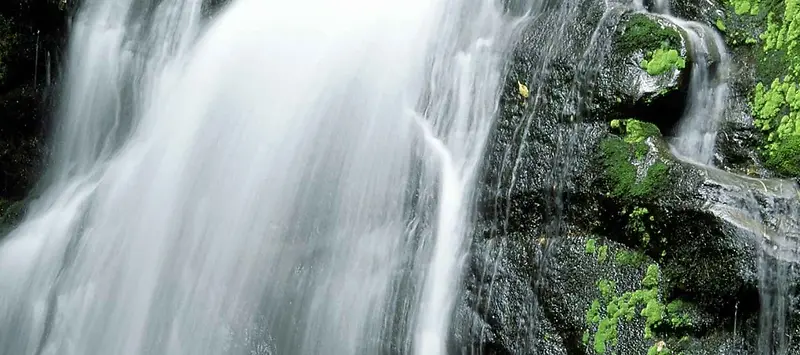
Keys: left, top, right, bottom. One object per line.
{"left": 518, "top": 81, "right": 530, "bottom": 98}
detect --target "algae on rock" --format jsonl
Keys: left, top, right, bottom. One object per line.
{"left": 725, "top": 0, "right": 800, "bottom": 177}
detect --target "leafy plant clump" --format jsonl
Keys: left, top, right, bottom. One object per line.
{"left": 733, "top": 0, "right": 800, "bottom": 176}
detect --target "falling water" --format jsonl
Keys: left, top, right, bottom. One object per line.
{"left": 661, "top": 19, "right": 730, "bottom": 165}
{"left": 0, "top": 0, "right": 534, "bottom": 354}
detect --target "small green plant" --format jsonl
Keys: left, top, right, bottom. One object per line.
{"left": 739, "top": 0, "right": 800, "bottom": 177}
{"left": 586, "top": 238, "right": 598, "bottom": 254}
{"left": 648, "top": 341, "right": 672, "bottom": 355}
{"left": 629, "top": 207, "right": 653, "bottom": 246}
{"left": 598, "top": 245, "right": 609, "bottom": 263}
{"left": 642, "top": 264, "right": 660, "bottom": 288}
{"left": 597, "top": 279, "right": 616, "bottom": 301}
{"left": 617, "top": 14, "right": 682, "bottom": 55}
{"left": 715, "top": 18, "right": 727, "bottom": 31}
{"left": 640, "top": 48, "right": 687, "bottom": 76}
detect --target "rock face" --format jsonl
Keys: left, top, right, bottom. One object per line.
{"left": 0, "top": 0, "right": 67, "bottom": 227}
{"left": 459, "top": 0, "right": 800, "bottom": 354}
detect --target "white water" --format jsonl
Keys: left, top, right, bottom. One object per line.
{"left": 633, "top": 0, "right": 731, "bottom": 165}
{"left": 0, "top": 0, "right": 534, "bottom": 354}
{"left": 667, "top": 18, "right": 730, "bottom": 166}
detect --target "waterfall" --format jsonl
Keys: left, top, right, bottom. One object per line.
{"left": 0, "top": 0, "right": 535, "bottom": 354}
{"left": 667, "top": 17, "right": 730, "bottom": 166}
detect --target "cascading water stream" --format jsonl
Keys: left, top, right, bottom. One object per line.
{"left": 0, "top": 0, "right": 537, "bottom": 354}
{"left": 666, "top": 19, "right": 730, "bottom": 166}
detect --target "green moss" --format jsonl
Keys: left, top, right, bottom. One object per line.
{"left": 597, "top": 279, "right": 616, "bottom": 301}
{"left": 598, "top": 245, "right": 609, "bottom": 263}
{"left": 600, "top": 120, "right": 671, "bottom": 200}
{"left": 640, "top": 48, "right": 687, "bottom": 76}
{"left": 731, "top": 0, "right": 761, "bottom": 15}
{"left": 624, "top": 120, "right": 663, "bottom": 144}
{"left": 642, "top": 299, "right": 666, "bottom": 339}
{"left": 615, "top": 250, "right": 646, "bottom": 266}
{"left": 594, "top": 317, "right": 618, "bottom": 353}
{"left": 617, "top": 14, "right": 683, "bottom": 55}
{"left": 586, "top": 299, "right": 602, "bottom": 324}
{"left": 742, "top": 0, "right": 800, "bottom": 176}
{"left": 666, "top": 300, "right": 693, "bottom": 328}
{"left": 716, "top": 18, "right": 728, "bottom": 31}
{"left": 586, "top": 238, "right": 598, "bottom": 254}
{"left": 616, "top": 14, "right": 687, "bottom": 77}
{"left": 629, "top": 206, "right": 653, "bottom": 246}
{"left": 583, "top": 262, "right": 682, "bottom": 353}
{"left": 648, "top": 342, "right": 672, "bottom": 355}
{"left": 764, "top": 134, "right": 800, "bottom": 175}
{"left": 643, "top": 264, "right": 660, "bottom": 288}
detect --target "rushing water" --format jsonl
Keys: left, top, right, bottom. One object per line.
{"left": 666, "top": 17, "right": 730, "bottom": 166}
{"left": 0, "top": 0, "right": 535, "bottom": 354}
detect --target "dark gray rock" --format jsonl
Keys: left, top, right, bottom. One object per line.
{"left": 0, "top": 0, "right": 66, "bottom": 228}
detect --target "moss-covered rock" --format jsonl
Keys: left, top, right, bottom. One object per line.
{"left": 714, "top": 0, "right": 800, "bottom": 178}
{"left": 595, "top": 13, "right": 691, "bottom": 134}
{"left": 599, "top": 119, "right": 672, "bottom": 201}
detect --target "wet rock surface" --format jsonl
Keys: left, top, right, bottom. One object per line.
{"left": 461, "top": 0, "right": 800, "bottom": 354}
{"left": 0, "top": 0, "right": 67, "bottom": 226}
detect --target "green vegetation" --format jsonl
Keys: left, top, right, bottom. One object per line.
{"left": 715, "top": 18, "right": 727, "bottom": 32}
{"left": 598, "top": 245, "right": 609, "bottom": 263}
{"left": 583, "top": 263, "right": 688, "bottom": 354}
{"left": 615, "top": 14, "right": 687, "bottom": 76}
{"left": 648, "top": 341, "right": 672, "bottom": 355}
{"left": 628, "top": 206, "right": 653, "bottom": 246}
{"left": 752, "top": 77, "right": 800, "bottom": 175}
{"left": 617, "top": 14, "right": 683, "bottom": 55}
{"left": 640, "top": 48, "right": 687, "bottom": 76}
{"left": 731, "top": 0, "right": 760, "bottom": 15}
{"left": 601, "top": 119, "right": 670, "bottom": 200}
{"left": 642, "top": 264, "right": 660, "bottom": 288}
{"left": 586, "top": 238, "right": 598, "bottom": 254}
{"left": 729, "top": 0, "right": 800, "bottom": 176}
{"left": 597, "top": 279, "right": 616, "bottom": 301}
{"left": 615, "top": 250, "right": 646, "bottom": 266}
{"left": 623, "top": 120, "right": 662, "bottom": 144}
